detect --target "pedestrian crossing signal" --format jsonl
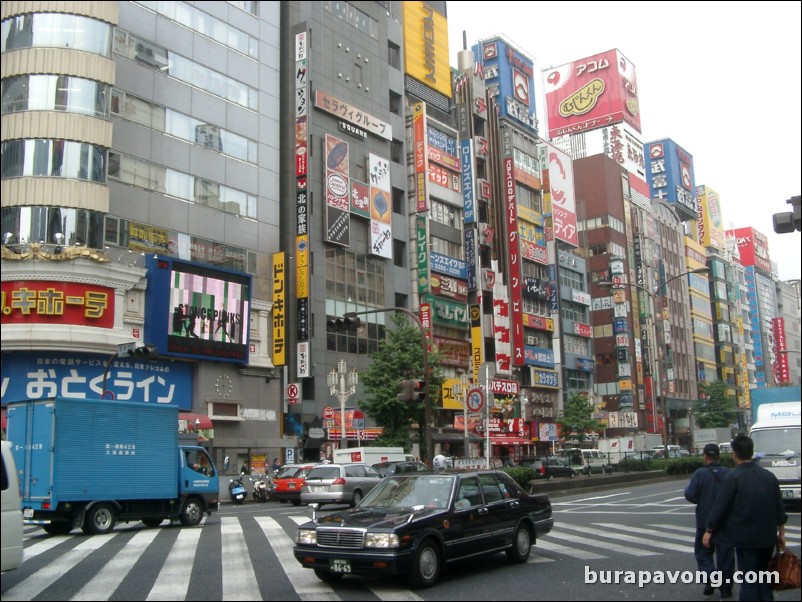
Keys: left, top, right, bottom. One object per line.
{"left": 397, "top": 379, "right": 426, "bottom": 402}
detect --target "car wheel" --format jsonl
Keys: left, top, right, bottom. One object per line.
{"left": 407, "top": 538, "right": 441, "bottom": 589}
{"left": 84, "top": 503, "right": 116, "bottom": 535}
{"left": 314, "top": 568, "right": 344, "bottom": 583}
{"left": 350, "top": 490, "right": 363, "bottom": 508}
{"left": 506, "top": 524, "right": 532, "bottom": 563}
{"left": 180, "top": 497, "right": 203, "bottom": 526}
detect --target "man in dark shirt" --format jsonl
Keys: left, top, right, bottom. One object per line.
{"left": 704, "top": 434, "right": 787, "bottom": 601}
{"left": 685, "top": 443, "right": 734, "bottom": 597}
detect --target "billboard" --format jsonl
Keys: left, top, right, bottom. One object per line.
{"left": 402, "top": 2, "right": 451, "bottom": 99}
{"left": 728, "top": 227, "right": 772, "bottom": 273}
{"left": 552, "top": 122, "right": 646, "bottom": 181}
{"left": 695, "top": 185, "right": 725, "bottom": 250}
{"left": 475, "top": 37, "right": 537, "bottom": 132}
{"left": 2, "top": 281, "right": 113, "bottom": 328}
{"left": 539, "top": 141, "right": 578, "bottom": 247}
{"left": 544, "top": 48, "right": 641, "bottom": 139}
{"left": 145, "top": 256, "right": 251, "bottom": 363}
{"left": 643, "top": 139, "right": 698, "bottom": 221}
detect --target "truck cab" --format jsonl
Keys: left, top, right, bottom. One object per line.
{"left": 749, "top": 401, "right": 801, "bottom": 507}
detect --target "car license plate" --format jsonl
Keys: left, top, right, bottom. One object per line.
{"left": 781, "top": 489, "right": 795, "bottom": 499}
{"left": 329, "top": 559, "right": 351, "bottom": 574}
{"left": 23, "top": 508, "right": 34, "bottom": 519}
{"left": 289, "top": 483, "right": 296, "bottom": 489}
{"left": 232, "top": 486, "right": 246, "bottom": 495}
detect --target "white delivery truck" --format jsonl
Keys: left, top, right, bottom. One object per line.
{"left": 332, "top": 447, "right": 414, "bottom": 465}
{"left": 749, "top": 401, "right": 801, "bottom": 507}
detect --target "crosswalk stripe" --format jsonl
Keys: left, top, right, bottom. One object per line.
{"left": 221, "top": 517, "right": 262, "bottom": 600}
{"left": 146, "top": 527, "right": 202, "bottom": 601}
{"left": 557, "top": 523, "right": 693, "bottom": 553}
{"left": 594, "top": 522, "right": 697, "bottom": 545}
{"left": 71, "top": 528, "right": 160, "bottom": 601}
{"left": 3, "top": 533, "right": 115, "bottom": 601}
{"left": 255, "top": 516, "right": 341, "bottom": 601}
{"left": 545, "top": 529, "right": 659, "bottom": 556}
{"left": 535, "top": 540, "right": 606, "bottom": 560}
{"left": 22, "top": 532, "right": 73, "bottom": 561}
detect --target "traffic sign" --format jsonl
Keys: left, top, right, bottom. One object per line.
{"left": 287, "top": 383, "right": 299, "bottom": 399}
{"left": 466, "top": 387, "right": 485, "bottom": 413}
{"left": 323, "top": 406, "right": 335, "bottom": 420}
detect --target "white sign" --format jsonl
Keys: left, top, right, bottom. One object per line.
{"left": 287, "top": 383, "right": 299, "bottom": 400}
{"left": 466, "top": 387, "right": 485, "bottom": 413}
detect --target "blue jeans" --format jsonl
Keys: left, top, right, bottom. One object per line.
{"left": 694, "top": 528, "right": 735, "bottom": 589}
{"left": 735, "top": 546, "right": 774, "bottom": 601}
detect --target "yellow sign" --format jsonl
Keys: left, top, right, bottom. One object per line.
{"left": 402, "top": 2, "right": 451, "bottom": 98}
{"left": 296, "top": 235, "right": 309, "bottom": 299}
{"left": 272, "top": 252, "right": 286, "bottom": 366}
{"left": 441, "top": 378, "right": 464, "bottom": 410}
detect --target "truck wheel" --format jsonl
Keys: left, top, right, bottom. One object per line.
{"left": 180, "top": 498, "right": 203, "bottom": 526}
{"left": 84, "top": 503, "right": 116, "bottom": 535}
{"left": 43, "top": 521, "right": 73, "bottom": 535}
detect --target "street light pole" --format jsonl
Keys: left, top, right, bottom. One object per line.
{"left": 600, "top": 266, "right": 709, "bottom": 458}
{"left": 327, "top": 358, "right": 358, "bottom": 450}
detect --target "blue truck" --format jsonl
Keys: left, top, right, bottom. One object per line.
{"left": 6, "top": 397, "right": 219, "bottom": 535}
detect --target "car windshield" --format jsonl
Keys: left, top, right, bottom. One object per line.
{"left": 360, "top": 475, "right": 455, "bottom": 509}
{"left": 752, "top": 427, "right": 801, "bottom": 457}
{"left": 306, "top": 466, "right": 341, "bottom": 480}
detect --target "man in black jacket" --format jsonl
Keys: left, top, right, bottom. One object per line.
{"left": 704, "top": 434, "right": 787, "bottom": 601}
{"left": 685, "top": 443, "right": 734, "bottom": 597}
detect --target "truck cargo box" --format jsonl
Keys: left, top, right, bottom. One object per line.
{"left": 7, "top": 398, "right": 179, "bottom": 509}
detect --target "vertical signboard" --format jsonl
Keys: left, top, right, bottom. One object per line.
{"left": 412, "top": 102, "right": 429, "bottom": 213}
{"left": 369, "top": 153, "right": 393, "bottom": 259}
{"left": 501, "top": 128, "right": 525, "bottom": 365}
{"left": 773, "top": 317, "right": 789, "bottom": 385}
{"left": 695, "top": 185, "right": 725, "bottom": 250}
{"left": 324, "top": 133, "right": 351, "bottom": 246}
{"left": 540, "top": 141, "right": 578, "bottom": 247}
{"left": 401, "top": 2, "right": 451, "bottom": 99}
{"left": 644, "top": 139, "right": 698, "bottom": 221}
{"left": 272, "top": 252, "right": 286, "bottom": 366}
{"left": 295, "top": 30, "right": 311, "bottom": 367}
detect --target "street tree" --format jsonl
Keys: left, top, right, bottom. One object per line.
{"left": 359, "top": 312, "right": 442, "bottom": 453}
{"left": 558, "top": 391, "right": 602, "bottom": 443}
{"left": 693, "top": 380, "right": 738, "bottom": 428}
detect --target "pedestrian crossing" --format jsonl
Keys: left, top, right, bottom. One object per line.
{"left": 3, "top": 515, "right": 800, "bottom": 601}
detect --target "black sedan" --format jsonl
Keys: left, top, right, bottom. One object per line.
{"left": 293, "top": 469, "right": 553, "bottom": 589}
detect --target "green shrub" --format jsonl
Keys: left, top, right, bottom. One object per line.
{"left": 612, "top": 458, "right": 652, "bottom": 472}
{"left": 503, "top": 466, "right": 537, "bottom": 490}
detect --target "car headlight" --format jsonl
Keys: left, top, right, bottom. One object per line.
{"left": 365, "top": 532, "right": 400, "bottom": 548}
{"left": 296, "top": 529, "right": 317, "bottom": 545}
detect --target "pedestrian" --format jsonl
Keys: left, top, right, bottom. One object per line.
{"left": 271, "top": 458, "right": 281, "bottom": 473}
{"left": 685, "top": 443, "right": 734, "bottom": 598}
{"left": 704, "top": 434, "right": 787, "bottom": 601}
{"left": 240, "top": 462, "right": 249, "bottom": 475}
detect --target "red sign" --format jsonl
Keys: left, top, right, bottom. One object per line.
{"left": 773, "top": 317, "right": 790, "bottom": 385}
{"left": 323, "top": 406, "right": 335, "bottom": 420}
{"left": 490, "top": 379, "right": 519, "bottom": 396}
{"left": 2, "top": 281, "right": 114, "bottom": 328}
{"left": 544, "top": 49, "right": 641, "bottom": 139}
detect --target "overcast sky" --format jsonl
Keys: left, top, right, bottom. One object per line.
{"left": 446, "top": 1, "right": 801, "bottom": 281}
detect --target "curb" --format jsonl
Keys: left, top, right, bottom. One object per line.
{"left": 529, "top": 470, "right": 685, "bottom": 496}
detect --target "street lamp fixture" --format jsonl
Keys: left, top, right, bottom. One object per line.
{"left": 598, "top": 266, "right": 710, "bottom": 458}
{"left": 327, "top": 358, "right": 358, "bottom": 450}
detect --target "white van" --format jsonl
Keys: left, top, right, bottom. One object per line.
{"left": 2, "top": 440, "right": 24, "bottom": 572}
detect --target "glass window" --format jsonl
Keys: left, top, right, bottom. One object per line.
{"left": 2, "top": 13, "right": 112, "bottom": 55}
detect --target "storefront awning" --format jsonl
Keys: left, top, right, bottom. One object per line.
{"left": 179, "top": 412, "right": 213, "bottom": 430}
{"left": 489, "top": 437, "right": 533, "bottom": 446}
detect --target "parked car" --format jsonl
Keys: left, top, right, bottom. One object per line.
{"left": 293, "top": 469, "right": 553, "bottom": 588}
{"left": 300, "top": 463, "right": 382, "bottom": 507}
{"left": 274, "top": 464, "right": 315, "bottom": 505}
{"left": 520, "top": 456, "right": 576, "bottom": 479}
{"left": 371, "top": 460, "right": 430, "bottom": 477}
{"left": 651, "top": 448, "right": 689, "bottom": 459}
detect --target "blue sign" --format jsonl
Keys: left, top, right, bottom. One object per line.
{"left": 0, "top": 351, "right": 192, "bottom": 409}
{"left": 523, "top": 346, "right": 555, "bottom": 368}
{"left": 460, "top": 139, "right": 475, "bottom": 224}
{"left": 430, "top": 252, "right": 468, "bottom": 280}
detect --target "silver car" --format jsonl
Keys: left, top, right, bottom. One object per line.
{"left": 300, "top": 463, "right": 382, "bottom": 507}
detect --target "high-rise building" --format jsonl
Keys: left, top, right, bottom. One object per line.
{"left": 2, "top": 1, "right": 283, "bottom": 469}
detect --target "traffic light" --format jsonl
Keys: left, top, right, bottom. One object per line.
{"left": 397, "top": 379, "right": 414, "bottom": 402}
{"left": 327, "top": 315, "right": 362, "bottom": 332}
{"left": 397, "top": 379, "right": 426, "bottom": 402}
{"left": 412, "top": 379, "right": 426, "bottom": 403}
{"left": 129, "top": 344, "right": 158, "bottom": 360}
